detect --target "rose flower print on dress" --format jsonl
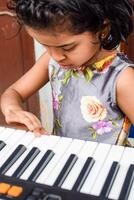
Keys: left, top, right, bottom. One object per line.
{"left": 80, "top": 96, "right": 120, "bottom": 139}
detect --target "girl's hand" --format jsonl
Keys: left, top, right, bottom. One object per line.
{"left": 4, "top": 108, "right": 48, "bottom": 136}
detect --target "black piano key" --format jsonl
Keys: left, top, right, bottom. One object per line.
{"left": 118, "top": 164, "right": 134, "bottom": 200}
{"left": 72, "top": 157, "right": 95, "bottom": 191}
{"left": 53, "top": 154, "right": 78, "bottom": 187}
{"left": 12, "top": 147, "right": 40, "bottom": 178}
{"left": 0, "top": 140, "right": 6, "bottom": 151}
{"left": 100, "top": 161, "right": 120, "bottom": 198}
{"left": 0, "top": 144, "right": 26, "bottom": 174}
{"left": 28, "top": 149, "right": 55, "bottom": 181}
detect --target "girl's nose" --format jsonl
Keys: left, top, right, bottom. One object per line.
{"left": 49, "top": 47, "right": 66, "bottom": 62}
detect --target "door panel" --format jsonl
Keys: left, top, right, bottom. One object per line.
{"left": 0, "top": 1, "right": 40, "bottom": 125}
{"left": 121, "top": 32, "right": 134, "bottom": 63}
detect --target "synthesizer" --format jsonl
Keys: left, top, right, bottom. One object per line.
{"left": 0, "top": 126, "right": 133, "bottom": 200}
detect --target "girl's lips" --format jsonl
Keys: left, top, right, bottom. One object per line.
{"left": 60, "top": 64, "right": 72, "bottom": 69}
{"left": 59, "top": 63, "right": 70, "bottom": 66}
{"left": 59, "top": 63, "right": 75, "bottom": 68}
{"left": 60, "top": 64, "right": 68, "bottom": 67}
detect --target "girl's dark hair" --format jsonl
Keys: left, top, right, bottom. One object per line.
{"left": 8, "top": 0, "right": 134, "bottom": 50}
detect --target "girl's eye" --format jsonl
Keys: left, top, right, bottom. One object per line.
{"left": 62, "top": 46, "right": 76, "bottom": 51}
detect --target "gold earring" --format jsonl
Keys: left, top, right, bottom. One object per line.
{"left": 101, "top": 33, "right": 106, "bottom": 39}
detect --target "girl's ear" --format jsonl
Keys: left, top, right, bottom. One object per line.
{"left": 98, "top": 19, "right": 115, "bottom": 49}
{"left": 99, "top": 19, "right": 111, "bottom": 41}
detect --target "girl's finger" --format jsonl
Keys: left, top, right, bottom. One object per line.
{"left": 20, "top": 115, "right": 35, "bottom": 131}
{"left": 24, "top": 112, "right": 42, "bottom": 129}
{"left": 33, "top": 127, "right": 49, "bottom": 136}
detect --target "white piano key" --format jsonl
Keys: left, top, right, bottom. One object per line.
{"left": 20, "top": 135, "right": 61, "bottom": 179}
{"left": 0, "top": 130, "right": 34, "bottom": 163}
{"left": 28, "top": 135, "right": 60, "bottom": 151}
{"left": 100, "top": 161, "right": 120, "bottom": 199}
{"left": 0, "top": 130, "right": 28, "bottom": 166}
{"left": 0, "top": 126, "right": 6, "bottom": 133}
{"left": 0, "top": 144, "right": 27, "bottom": 174}
{"left": 108, "top": 147, "right": 134, "bottom": 200}
{"left": 90, "top": 145, "right": 124, "bottom": 196}
{"left": 28, "top": 150, "right": 55, "bottom": 181}
{"left": 6, "top": 135, "right": 60, "bottom": 177}
{"left": 14, "top": 131, "right": 35, "bottom": 146}
{"left": 61, "top": 141, "right": 98, "bottom": 190}
{"left": 21, "top": 151, "right": 49, "bottom": 179}
{"left": 53, "top": 153, "right": 78, "bottom": 187}
{"left": 2, "top": 131, "right": 37, "bottom": 176}
{"left": 35, "top": 137, "right": 73, "bottom": 184}
{"left": 5, "top": 149, "right": 34, "bottom": 176}
{"left": 0, "top": 129, "right": 26, "bottom": 149}
{"left": 80, "top": 143, "right": 111, "bottom": 194}
{"left": 118, "top": 164, "right": 134, "bottom": 200}
{"left": 44, "top": 139, "right": 85, "bottom": 186}
{"left": 0, "top": 127, "right": 17, "bottom": 141}
{"left": 72, "top": 157, "right": 95, "bottom": 191}
{"left": 12, "top": 147, "right": 40, "bottom": 178}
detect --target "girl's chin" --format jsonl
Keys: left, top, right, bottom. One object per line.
{"left": 60, "top": 63, "right": 83, "bottom": 70}
{"left": 60, "top": 65, "right": 70, "bottom": 69}
{"left": 60, "top": 64, "right": 74, "bottom": 69}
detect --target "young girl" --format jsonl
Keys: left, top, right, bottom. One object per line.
{"left": 1, "top": 0, "right": 134, "bottom": 146}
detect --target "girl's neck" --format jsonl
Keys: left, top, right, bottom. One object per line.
{"left": 85, "top": 48, "right": 118, "bottom": 67}
{"left": 97, "top": 49, "right": 117, "bottom": 60}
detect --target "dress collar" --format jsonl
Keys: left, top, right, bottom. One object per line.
{"left": 92, "top": 53, "right": 117, "bottom": 72}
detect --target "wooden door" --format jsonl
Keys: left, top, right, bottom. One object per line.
{"left": 121, "top": 32, "right": 134, "bottom": 62}
{"left": 0, "top": 0, "right": 40, "bottom": 125}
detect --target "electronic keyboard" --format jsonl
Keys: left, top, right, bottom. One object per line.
{"left": 0, "top": 126, "right": 133, "bottom": 200}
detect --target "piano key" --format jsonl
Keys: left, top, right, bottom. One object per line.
{"left": 13, "top": 131, "right": 35, "bottom": 146}
{"left": 12, "top": 147, "right": 40, "bottom": 178}
{"left": 118, "top": 164, "right": 134, "bottom": 200}
{"left": 100, "top": 161, "right": 120, "bottom": 198}
{"left": 7, "top": 135, "right": 60, "bottom": 177}
{"left": 72, "top": 157, "right": 95, "bottom": 191}
{"left": 61, "top": 141, "right": 98, "bottom": 191}
{"left": 0, "top": 127, "right": 17, "bottom": 141}
{"left": 108, "top": 147, "right": 134, "bottom": 200}
{"left": 53, "top": 154, "right": 78, "bottom": 187}
{"left": 90, "top": 145, "right": 124, "bottom": 196}
{"left": 0, "top": 141, "right": 6, "bottom": 151}
{"left": 28, "top": 150, "right": 55, "bottom": 181}
{"left": 36, "top": 137, "right": 73, "bottom": 184}
{"left": 0, "top": 144, "right": 26, "bottom": 174}
{"left": 7, "top": 129, "right": 26, "bottom": 144}
{"left": 0, "top": 131, "right": 35, "bottom": 167}
{"left": 30, "top": 135, "right": 61, "bottom": 151}
{"left": 80, "top": 143, "right": 111, "bottom": 194}
{"left": 0, "top": 126, "right": 6, "bottom": 133}
{"left": 19, "top": 135, "right": 61, "bottom": 179}
{"left": 6, "top": 151, "right": 41, "bottom": 178}
{"left": 44, "top": 139, "right": 85, "bottom": 186}
{"left": 1, "top": 126, "right": 134, "bottom": 200}
{"left": 128, "top": 178, "right": 134, "bottom": 200}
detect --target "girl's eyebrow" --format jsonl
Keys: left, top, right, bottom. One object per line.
{"left": 39, "top": 41, "right": 76, "bottom": 48}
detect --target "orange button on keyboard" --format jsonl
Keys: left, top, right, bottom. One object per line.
{"left": 0, "top": 183, "right": 11, "bottom": 194}
{"left": 7, "top": 186, "right": 23, "bottom": 197}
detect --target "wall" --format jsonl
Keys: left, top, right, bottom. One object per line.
{"left": 34, "top": 40, "right": 53, "bottom": 133}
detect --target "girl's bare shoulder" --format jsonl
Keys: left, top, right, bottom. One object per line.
{"left": 117, "top": 66, "right": 134, "bottom": 123}
{"left": 117, "top": 66, "right": 134, "bottom": 90}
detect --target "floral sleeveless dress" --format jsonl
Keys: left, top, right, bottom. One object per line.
{"left": 48, "top": 53, "right": 134, "bottom": 146}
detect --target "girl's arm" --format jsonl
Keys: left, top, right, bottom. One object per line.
{"left": 0, "top": 52, "right": 51, "bottom": 134}
{"left": 117, "top": 67, "right": 134, "bottom": 124}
